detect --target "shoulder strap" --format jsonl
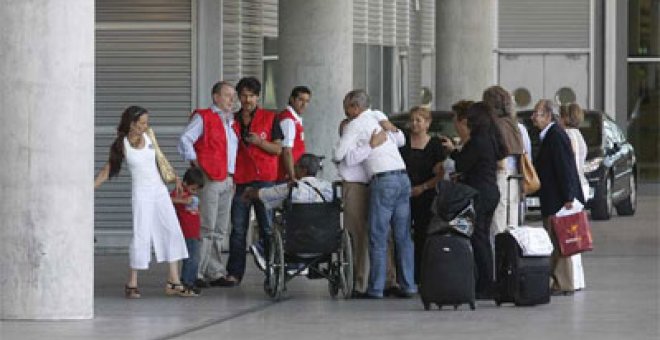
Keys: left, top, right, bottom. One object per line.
{"left": 301, "top": 180, "right": 328, "bottom": 203}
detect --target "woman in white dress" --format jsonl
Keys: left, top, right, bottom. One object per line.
{"left": 559, "top": 103, "right": 588, "bottom": 291}
{"left": 95, "top": 106, "right": 193, "bottom": 298}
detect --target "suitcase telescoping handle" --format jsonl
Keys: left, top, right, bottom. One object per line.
{"left": 506, "top": 174, "right": 524, "bottom": 227}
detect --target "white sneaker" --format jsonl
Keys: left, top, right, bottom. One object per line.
{"left": 250, "top": 243, "right": 266, "bottom": 272}
{"left": 286, "top": 263, "right": 309, "bottom": 276}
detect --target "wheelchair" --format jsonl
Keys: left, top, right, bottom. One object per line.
{"left": 264, "top": 182, "right": 354, "bottom": 300}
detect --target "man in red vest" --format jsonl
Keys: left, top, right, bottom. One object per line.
{"left": 178, "top": 81, "right": 238, "bottom": 289}
{"left": 278, "top": 86, "right": 311, "bottom": 182}
{"left": 215, "top": 77, "right": 284, "bottom": 287}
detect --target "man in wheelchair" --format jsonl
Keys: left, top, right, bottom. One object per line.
{"left": 243, "top": 153, "right": 332, "bottom": 210}
{"left": 242, "top": 153, "right": 333, "bottom": 275}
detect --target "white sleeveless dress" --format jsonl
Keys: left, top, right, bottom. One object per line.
{"left": 124, "top": 133, "right": 188, "bottom": 269}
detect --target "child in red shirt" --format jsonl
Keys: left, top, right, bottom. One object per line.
{"left": 171, "top": 167, "right": 205, "bottom": 294}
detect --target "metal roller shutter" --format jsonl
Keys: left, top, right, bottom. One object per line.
{"left": 407, "top": 2, "right": 423, "bottom": 108}
{"left": 396, "top": 0, "right": 410, "bottom": 47}
{"left": 95, "top": 0, "right": 193, "bottom": 252}
{"left": 222, "top": 0, "right": 264, "bottom": 85}
{"left": 383, "top": 0, "right": 397, "bottom": 47}
{"left": 354, "top": 0, "right": 369, "bottom": 44}
{"left": 421, "top": 0, "right": 434, "bottom": 49}
{"left": 262, "top": 0, "right": 278, "bottom": 38}
{"left": 499, "top": 0, "right": 590, "bottom": 49}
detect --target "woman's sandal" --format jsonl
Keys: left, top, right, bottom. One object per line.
{"left": 165, "top": 281, "right": 198, "bottom": 297}
{"left": 125, "top": 285, "right": 141, "bottom": 299}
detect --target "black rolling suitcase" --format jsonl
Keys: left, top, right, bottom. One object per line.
{"left": 494, "top": 174, "right": 552, "bottom": 306}
{"left": 494, "top": 232, "right": 551, "bottom": 306}
{"left": 420, "top": 232, "right": 476, "bottom": 311}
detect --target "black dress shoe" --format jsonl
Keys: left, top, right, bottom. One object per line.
{"left": 392, "top": 288, "right": 415, "bottom": 298}
{"left": 551, "top": 289, "right": 574, "bottom": 296}
{"left": 210, "top": 277, "right": 240, "bottom": 287}
{"left": 383, "top": 286, "right": 400, "bottom": 297}
{"left": 194, "top": 279, "right": 210, "bottom": 288}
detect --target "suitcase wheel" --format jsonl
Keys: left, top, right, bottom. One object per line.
{"left": 469, "top": 302, "right": 476, "bottom": 310}
{"left": 453, "top": 305, "right": 458, "bottom": 310}
{"left": 422, "top": 301, "right": 431, "bottom": 311}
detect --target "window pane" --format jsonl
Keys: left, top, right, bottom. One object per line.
{"left": 627, "top": 63, "right": 660, "bottom": 179}
{"left": 262, "top": 59, "right": 278, "bottom": 110}
{"left": 368, "top": 45, "right": 382, "bottom": 110}
{"left": 353, "top": 44, "right": 367, "bottom": 90}
{"left": 629, "top": 0, "right": 660, "bottom": 57}
{"left": 382, "top": 46, "right": 394, "bottom": 114}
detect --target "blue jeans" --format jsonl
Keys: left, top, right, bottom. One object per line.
{"left": 367, "top": 172, "right": 417, "bottom": 297}
{"left": 180, "top": 238, "right": 200, "bottom": 287}
{"left": 226, "top": 182, "right": 275, "bottom": 280}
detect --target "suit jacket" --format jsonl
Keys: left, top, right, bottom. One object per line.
{"left": 534, "top": 123, "right": 585, "bottom": 217}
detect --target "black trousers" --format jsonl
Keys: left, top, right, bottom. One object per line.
{"left": 411, "top": 194, "right": 433, "bottom": 284}
{"left": 471, "top": 200, "right": 496, "bottom": 295}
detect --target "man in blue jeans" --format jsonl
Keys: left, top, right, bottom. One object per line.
{"left": 214, "top": 77, "right": 284, "bottom": 286}
{"left": 334, "top": 89, "right": 416, "bottom": 298}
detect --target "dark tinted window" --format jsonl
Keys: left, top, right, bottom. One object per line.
{"left": 578, "top": 113, "right": 602, "bottom": 148}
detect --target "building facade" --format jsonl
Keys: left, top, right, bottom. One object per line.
{"left": 93, "top": 0, "right": 658, "bottom": 252}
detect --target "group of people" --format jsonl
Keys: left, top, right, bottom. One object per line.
{"left": 95, "top": 77, "right": 314, "bottom": 298}
{"left": 94, "top": 76, "right": 589, "bottom": 300}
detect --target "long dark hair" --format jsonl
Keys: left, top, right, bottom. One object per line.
{"left": 108, "top": 106, "right": 148, "bottom": 178}
{"left": 466, "top": 101, "right": 507, "bottom": 160}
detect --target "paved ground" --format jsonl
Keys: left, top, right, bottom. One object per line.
{"left": 1, "top": 184, "right": 658, "bottom": 340}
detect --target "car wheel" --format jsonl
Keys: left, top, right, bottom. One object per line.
{"left": 591, "top": 176, "right": 612, "bottom": 220}
{"left": 615, "top": 174, "right": 636, "bottom": 216}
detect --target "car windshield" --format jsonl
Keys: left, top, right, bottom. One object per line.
{"left": 579, "top": 112, "right": 602, "bottom": 149}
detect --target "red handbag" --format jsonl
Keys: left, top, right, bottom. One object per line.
{"left": 549, "top": 211, "right": 593, "bottom": 256}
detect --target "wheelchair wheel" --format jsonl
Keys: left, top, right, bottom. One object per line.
{"left": 338, "top": 229, "right": 354, "bottom": 299}
{"left": 265, "top": 229, "right": 285, "bottom": 300}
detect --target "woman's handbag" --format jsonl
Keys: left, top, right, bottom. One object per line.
{"left": 146, "top": 128, "right": 177, "bottom": 183}
{"left": 520, "top": 153, "right": 540, "bottom": 194}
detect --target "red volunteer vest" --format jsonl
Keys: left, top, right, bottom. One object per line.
{"left": 233, "top": 108, "right": 279, "bottom": 184}
{"left": 192, "top": 109, "right": 228, "bottom": 181}
{"left": 277, "top": 108, "right": 306, "bottom": 181}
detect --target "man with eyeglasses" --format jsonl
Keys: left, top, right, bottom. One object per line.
{"left": 531, "top": 99, "right": 584, "bottom": 296}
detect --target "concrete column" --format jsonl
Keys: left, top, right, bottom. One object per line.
{"left": 0, "top": 0, "right": 95, "bottom": 319}
{"left": 604, "top": 0, "right": 628, "bottom": 126}
{"left": 196, "top": 0, "right": 222, "bottom": 108}
{"left": 277, "top": 0, "right": 353, "bottom": 180}
{"left": 435, "top": 0, "right": 494, "bottom": 109}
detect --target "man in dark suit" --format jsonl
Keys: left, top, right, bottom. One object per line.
{"left": 532, "top": 99, "right": 585, "bottom": 295}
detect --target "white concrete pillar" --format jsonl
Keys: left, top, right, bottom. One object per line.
{"left": 196, "top": 0, "right": 222, "bottom": 108}
{"left": 604, "top": 0, "right": 628, "bottom": 126}
{"left": 277, "top": 0, "right": 353, "bottom": 180}
{"left": 435, "top": 0, "right": 494, "bottom": 109}
{"left": 0, "top": 0, "right": 95, "bottom": 319}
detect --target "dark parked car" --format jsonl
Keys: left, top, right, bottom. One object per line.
{"left": 517, "top": 110, "right": 637, "bottom": 220}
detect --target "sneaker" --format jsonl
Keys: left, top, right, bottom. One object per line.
{"left": 286, "top": 263, "right": 309, "bottom": 276}
{"left": 250, "top": 243, "right": 266, "bottom": 272}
